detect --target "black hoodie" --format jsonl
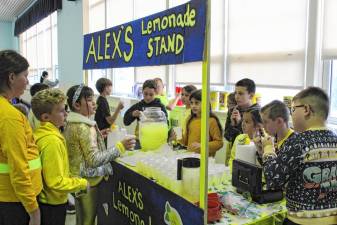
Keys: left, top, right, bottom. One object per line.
{"left": 123, "top": 98, "right": 168, "bottom": 138}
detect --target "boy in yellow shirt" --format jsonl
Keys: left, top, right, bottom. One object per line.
{"left": 32, "top": 89, "right": 88, "bottom": 225}
{"left": 259, "top": 100, "right": 294, "bottom": 154}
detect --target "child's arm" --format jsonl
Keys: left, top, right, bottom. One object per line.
{"left": 41, "top": 137, "right": 87, "bottom": 193}
{"left": 208, "top": 119, "right": 224, "bottom": 155}
{"left": 123, "top": 103, "right": 139, "bottom": 126}
{"left": 105, "top": 101, "right": 123, "bottom": 125}
{"left": 166, "top": 94, "right": 181, "bottom": 111}
{"left": 79, "top": 126, "right": 123, "bottom": 168}
{"left": 224, "top": 109, "right": 241, "bottom": 142}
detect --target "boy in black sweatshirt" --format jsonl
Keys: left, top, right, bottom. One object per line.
{"left": 260, "top": 87, "right": 337, "bottom": 225}
{"left": 224, "top": 78, "right": 259, "bottom": 143}
{"left": 124, "top": 79, "right": 168, "bottom": 149}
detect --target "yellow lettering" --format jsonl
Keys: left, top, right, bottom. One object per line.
{"left": 167, "top": 34, "right": 175, "bottom": 52}
{"left": 123, "top": 26, "right": 134, "bottom": 62}
{"left": 168, "top": 14, "right": 176, "bottom": 27}
{"left": 184, "top": 4, "right": 190, "bottom": 24}
{"left": 190, "top": 9, "right": 196, "bottom": 26}
{"left": 176, "top": 14, "right": 184, "bottom": 27}
{"left": 160, "top": 36, "right": 168, "bottom": 54}
{"left": 141, "top": 20, "right": 147, "bottom": 35}
{"left": 85, "top": 36, "right": 97, "bottom": 63}
{"left": 175, "top": 34, "right": 184, "bottom": 55}
{"left": 104, "top": 32, "right": 111, "bottom": 60}
{"left": 147, "top": 38, "right": 154, "bottom": 58}
{"left": 154, "top": 36, "right": 161, "bottom": 56}
{"left": 161, "top": 16, "right": 169, "bottom": 30}
{"left": 112, "top": 30, "right": 122, "bottom": 58}
{"left": 153, "top": 18, "right": 161, "bottom": 32}
{"left": 97, "top": 35, "right": 103, "bottom": 61}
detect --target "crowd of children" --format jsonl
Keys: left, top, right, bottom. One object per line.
{"left": 2, "top": 49, "right": 337, "bottom": 225}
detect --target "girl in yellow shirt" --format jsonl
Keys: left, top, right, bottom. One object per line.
{"left": 180, "top": 90, "right": 223, "bottom": 156}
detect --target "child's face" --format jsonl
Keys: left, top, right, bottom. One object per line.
{"left": 190, "top": 98, "right": 201, "bottom": 117}
{"left": 104, "top": 85, "right": 112, "bottom": 95}
{"left": 235, "top": 86, "right": 253, "bottom": 108}
{"left": 181, "top": 89, "right": 191, "bottom": 106}
{"left": 155, "top": 80, "right": 164, "bottom": 95}
{"left": 77, "top": 96, "right": 96, "bottom": 117}
{"left": 261, "top": 111, "right": 278, "bottom": 136}
{"left": 143, "top": 87, "right": 156, "bottom": 103}
{"left": 46, "top": 102, "right": 67, "bottom": 128}
{"left": 242, "top": 112, "right": 258, "bottom": 139}
{"left": 291, "top": 100, "right": 306, "bottom": 132}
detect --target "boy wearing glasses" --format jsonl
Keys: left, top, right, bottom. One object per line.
{"left": 260, "top": 87, "right": 337, "bottom": 225}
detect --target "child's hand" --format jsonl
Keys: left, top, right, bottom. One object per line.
{"left": 252, "top": 134, "right": 263, "bottom": 156}
{"left": 260, "top": 134, "right": 276, "bottom": 156}
{"left": 100, "top": 128, "right": 110, "bottom": 138}
{"left": 189, "top": 142, "right": 201, "bottom": 152}
{"left": 231, "top": 107, "right": 241, "bottom": 126}
{"left": 121, "top": 135, "right": 136, "bottom": 150}
{"left": 117, "top": 101, "right": 124, "bottom": 111}
{"left": 169, "top": 129, "right": 177, "bottom": 141}
{"left": 132, "top": 110, "right": 141, "bottom": 118}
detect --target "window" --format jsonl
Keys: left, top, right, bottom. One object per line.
{"left": 328, "top": 61, "right": 337, "bottom": 122}
{"left": 19, "top": 12, "right": 58, "bottom": 85}
{"left": 227, "top": 0, "right": 308, "bottom": 88}
{"left": 172, "top": 0, "right": 225, "bottom": 86}
{"left": 322, "top": 1, "right": 337, "bottom": 123}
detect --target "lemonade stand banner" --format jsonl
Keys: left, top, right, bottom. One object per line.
{"left": 97, "top": 161, "right": 204, "bottom": 225}
{"left": 83, "top": 0, "right": 205, "bottom": 69}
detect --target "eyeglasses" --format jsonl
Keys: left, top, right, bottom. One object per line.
{"left": 291, "top": 104, "right": 305, "bottom": 114}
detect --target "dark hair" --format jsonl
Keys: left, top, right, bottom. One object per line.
{"left": 293, "top": 86, "right": 330, "bottom": 120}
{"left": 182, "top": 85, "right": 197, "bottom": 94}
{"left": 40, "top": 71, "right": 48, "bottom": 83}
{"left": 96, "top": 78, "right": 112, "bottom": 93}
{"left": 227, "top": 92, "right": 236, "bottom": 109}
{"left": 186, "top": 90, "right": 223, "bottom": 136}
{"left": 0, "top": 50, "right": 29, "bottom": 92}
{"left": 261, "top": 100, "right": 289, "bottom": 123}
{"left": 236, "top": 78, "right": 256, "bottom": 94}
{"left": 30, "top": 83, "right": 49, "bottom": 97}
{"left": 66, "top": 85, "right": 94, "bottom": 111}
{"left": 142, "top": 79, "right": 157, "bottom": 90}
{"left": 244, "top": 107, "right": 262, "bottom": 126}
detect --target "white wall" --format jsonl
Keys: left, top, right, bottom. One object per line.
{"left": 57, "top": 0, "right": 84, "bottom": 93}
{"left": 0, "top": 21, "right": 13, "bottom": 50}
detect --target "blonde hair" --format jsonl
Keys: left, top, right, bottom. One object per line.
{"left": 31, "top": 89, "right": 66, "bottom": 120}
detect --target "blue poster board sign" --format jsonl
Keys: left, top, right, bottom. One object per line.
{"left": 97, "top": 161, "right": 204, "bottom": 225}
{"left": 83, "top": 0, "right": 205, "bottom": 69}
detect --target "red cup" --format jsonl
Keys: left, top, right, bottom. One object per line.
{"left": 175, "top": 86, "right": 183, "bottom": 106}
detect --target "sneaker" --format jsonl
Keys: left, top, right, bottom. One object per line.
{"left": 66, "top": 202, "right": 76, "bottom": 214}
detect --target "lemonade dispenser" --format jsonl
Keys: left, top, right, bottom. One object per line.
{"left": 139, "top": 107, "right": 168, "bottom": 151}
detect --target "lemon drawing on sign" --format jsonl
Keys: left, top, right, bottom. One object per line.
{"left": 164, "top": 202, "right": 183, "bottom": 225}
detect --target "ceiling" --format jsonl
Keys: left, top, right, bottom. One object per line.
{"left": 0, "top": 0, "right": 35, "bottom": 22}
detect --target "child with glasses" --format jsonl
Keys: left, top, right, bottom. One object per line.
{"left": 260, "top": 87, "right": 337, "bottom": 225}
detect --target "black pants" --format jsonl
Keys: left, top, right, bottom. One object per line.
{"left": 0, "top": 202, "right": 30, "bottom": 225}
{"left": 39, "top": 202, "right": 67, "bottom": 225}
{"left": 283, "top": 218, "right": 300, "bottom": 225}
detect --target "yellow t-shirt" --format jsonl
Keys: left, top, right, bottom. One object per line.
{"left": 180, "top": 117, "right": 223, "bottom": 156}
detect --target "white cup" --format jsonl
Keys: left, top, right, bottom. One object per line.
{"left": 173, "top": 127, "right": 182, "bottom": 140}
